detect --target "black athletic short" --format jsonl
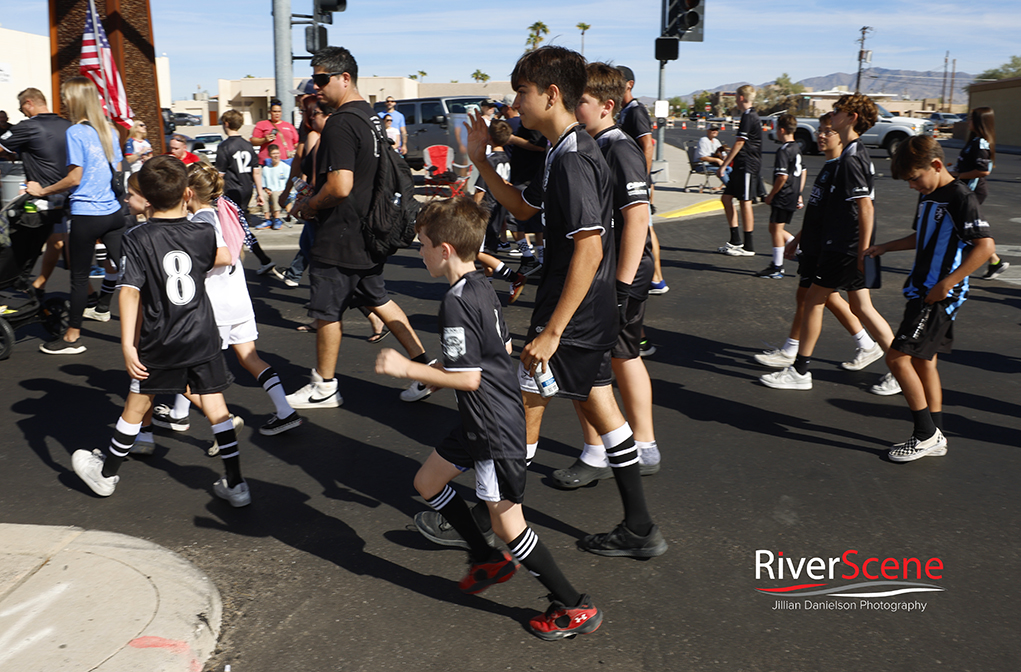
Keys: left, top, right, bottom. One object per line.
{"left": 437, "top": 427, "right": 527, "bottom": 503}
{"left": 812, "top": 251, "right": 880, "bottom": 291}
{"left": 308, "top": 261, "right": 389, "bottom": 322}
{"left": 770, "top": 206, "right": 796, "bottom": 225}
{"left": 509, "top": 211, "right": 543, "bottom": 235}
{"left": 612, "top": 297, "right": 647, "bottom": 360}
{"left": 890, "top": 297, "right": 955, "bottom": 360}
{"left": 518, "top": 344, "right": 613, "bottom": 401}
{"left": 797, "top": 253, "right": 818, "bottom": 289}
{"left": 129, "top": 353, "right": 233, "bottom": 395}
{"left": 722, "top": 167, "right": 754, "bottom": 201}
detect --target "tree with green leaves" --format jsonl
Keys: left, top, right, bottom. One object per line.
{"left": 417, "top": 71, "right": 428, "bottom": 82}
{"left": 692, "top": 90, "right": 712, "bottom": 116}
{"left": 471, "top": 69, "right": 490, "bottom": 84}
{"left": 577, "top": 23, "right": 591, "bottom": 56}
{"left": 408, "top": 74, "right": 418, "bottom": 81}
{"left": 526, "top": 22, "right": 549, "bottom": 51}
{"left": 977, "top": 55, "right": 1021, "bottom": 81}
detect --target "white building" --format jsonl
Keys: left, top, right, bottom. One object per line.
{"left": 0, "top": 27, "right": 52, "bottom": 122}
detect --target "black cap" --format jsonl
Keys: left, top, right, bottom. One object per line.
{"left": 616, "top": 65, "right": 636, "bottom": 83}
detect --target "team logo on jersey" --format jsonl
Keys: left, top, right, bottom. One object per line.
{"left": 626, "top": 181, "right": 648, "bottom": 197}
{"left": 442, "top": 327, "right": 466, "bottom": 361}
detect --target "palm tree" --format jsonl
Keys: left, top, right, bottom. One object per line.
{"left": 577, "top": 23, "right": 591, "bottom": 56}
{"left": 471, "top": 69, "right": 491, "bottom": 84}
{"left": 526, "top": 22, "right": 549, "bottom": 51}
{"left": 417, "top": 70, "right": 427, "bottom": 82}
{"left": 408, "top": 74, "right": 418, "bottom": 81}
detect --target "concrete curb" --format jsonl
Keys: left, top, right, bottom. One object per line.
{"left": 0, "top": 524, "right": 221, "bottom": 672}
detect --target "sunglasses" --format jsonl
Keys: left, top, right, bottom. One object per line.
{"left": 312, "top": 72, "right": 345, "bottom": 87}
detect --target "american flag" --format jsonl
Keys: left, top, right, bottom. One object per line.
{"left": 80, "top": 0, "right": 133, "bottom": 129}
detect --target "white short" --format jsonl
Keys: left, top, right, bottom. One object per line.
{"left": 218, "top": 318, "right": 258, "bottom": 349}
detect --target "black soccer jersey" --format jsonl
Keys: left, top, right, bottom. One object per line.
{"left": 473, "top": 150, "right": 511, "bottom": 210}
{"left": 734, "top": 108, "right": 762, "bottom": 175}
{"left": 800, "top": 158, "right": 839, "bottom": 258}
{"left": 904, "top": 179, "right": 991, "bottom": 313}
{"left": 953, "top": 136, "right": 992, "bottom": 202}
{"left": 118, "top": 218, "right": 222, "bottom": 369}
{"left": 440, "top": 271, "right": 526, "bottom": 460}
{"left": 522, "top": 125, "right": 617, "bottom": 350}
{"left": 617, "top": 99, "right": 653, "bottom": 142}
{"left": 821, "top": 139, "right": 875, "bottom": 256}
{"left": 771, "top": 141, "right": 803, "bottom": 211}
{"left": 0, "top": 113, "right": 72, "bottom": 187}
{"left": 593, "top": 126, "right": 653, "bottom": 299}
{"left": 215, "top": 136, "right": 258, "bottom": 205}
{"left": 509, "top": 122, "right": 547, "bottom": 186}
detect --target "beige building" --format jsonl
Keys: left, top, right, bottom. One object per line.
{"left": 968, "top": 76, "right": 1021, "bottom": 146}
{"left": 0, "top": 27, "right": 52, "bottom": 122}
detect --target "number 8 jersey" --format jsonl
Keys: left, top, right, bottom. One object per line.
{"left": 118, "top": 217, "right": 223, "bottom": 369}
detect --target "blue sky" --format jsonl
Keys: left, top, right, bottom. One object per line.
{"left": 4, "top": 0, "right": 1019, "bottom": 101}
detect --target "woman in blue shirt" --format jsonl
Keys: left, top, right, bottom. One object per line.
{"left": 28, "top": 77, "right": 125, "bottom": 354}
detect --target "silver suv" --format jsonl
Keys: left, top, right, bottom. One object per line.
{"left": 373, "top": 96, "right": 491, "bottom": 169}
{"left": 769, "top": 104, "right": 935, "bottom": 156}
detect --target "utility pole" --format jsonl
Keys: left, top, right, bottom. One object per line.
{"left": 272, "top": 0, "right": 294, "bottom": 122}
{"left": 948, "top": 59, "right": 957, "bottom": 111}
{"left": 940, "top": 51, "right": 948, "bottom": 112}
{"left": 854, "top": 26, "right": 873, "bottom": 93}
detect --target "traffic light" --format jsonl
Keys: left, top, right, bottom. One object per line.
{"left": 306, "top": 25, "right": 327, "bottom": 53}
{"left": 314, "top": 0, "right": 346, "bottom": 25}
{"left": 666, "top": 0, "right": 704, "bottom": 42}
{"left": 655, "top": 37, "right": 679, "bottom": 61}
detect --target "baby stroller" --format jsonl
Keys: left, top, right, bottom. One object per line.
{"left": 0, "top": 193, "right": 68, "bottom": 360}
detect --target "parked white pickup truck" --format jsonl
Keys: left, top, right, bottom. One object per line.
{"left": 767, "top": 104, "right": 936, "bottom": 156}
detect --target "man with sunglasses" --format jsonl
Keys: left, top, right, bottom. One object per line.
{"left": 377, "top": 96, "right": 407, "bottom": 155}
{"left": 287, "top": 47, "right": 433, "bottom": 410}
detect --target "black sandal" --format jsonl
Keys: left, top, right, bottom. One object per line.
{"left": 367, "top": 326, "right": 391, "bottom": 343}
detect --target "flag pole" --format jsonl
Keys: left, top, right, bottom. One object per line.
{"left": 88, "top": 0, "right": 112, "bottom": 120}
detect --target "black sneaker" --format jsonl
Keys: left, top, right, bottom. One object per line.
{"left": 639, "top": 338, "right": 656, "bottom": 357}
{"left": 39, "top": 337, "right": 86, "bottom": 355}
{"left": 413, "top": 508, "right": 497, "bottom": 549}
{"left": 578, "top": 522, "right": 668, "bottom": 558}
{"left": 982, "top": 261, "right": 1009, "bottom": 280}
{"left": 753, "top": 263, "right": 784, "bottom": 279}
{"left": 259, "top": 411, "right": 303, "bottom": 436}
{"left": 518, "top": 256, "right": 542, "bottom": 277}
{"left": 551, "top": 459, "right": 613, "bottom": 489}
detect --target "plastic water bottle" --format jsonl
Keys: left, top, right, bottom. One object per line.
{"left": 292, "top": 178, "right": 314, "bottom": 199}
{"left": 534, "top": 361, "right": 559, "bottom": 398}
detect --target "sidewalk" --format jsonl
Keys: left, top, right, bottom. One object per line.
{"left": 0, "top": 524, "right": 220, "bottom": 672}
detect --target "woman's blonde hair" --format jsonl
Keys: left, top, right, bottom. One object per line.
{"left": 61, "top": 77, "right": 116, "bottom": 163}
{"left": 187, "top": 161, "right": 224, "bottom": 205}
{"left": 129, "top": 120, "right": 147, "bottom": 140}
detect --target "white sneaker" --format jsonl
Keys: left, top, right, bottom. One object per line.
{"left": 754, "top": 348, "right": 796, "bottom": 368}
{"left": 283, "top": 277, "right": 299, "bottom": 288}
{"left": 82, "top": 306, "right": 111, "bottom": 322}
{"left": 286, "top": 379, "right": 342, "bottom": 409}
{"left": 869, "top": 372, "right": 902, "bottom": 396}
{"left": 72, "top": 449, "right": 118, "bottom": 497}
{"left": 130, "top": 433, "right": 155, "bottom": 455}
{"left": 889, "top": 429, "right": 947, "bottom": 462}
{"left": 842, "top": 343, "right": 884, "bottom": 371}
{"left": 718, "top": 242, "right": 755, "bottom": 257}
{"left": 256, "top": 262, "right": 277, "bottom": 276}
{"left": 213, "top": 478, "right": 252, "bottom": 507}
{"left": 400, "top": 360, "right": 437, "bottom": 402}
{"left": 760, "top": 366, "right": 812, "bottom": 390}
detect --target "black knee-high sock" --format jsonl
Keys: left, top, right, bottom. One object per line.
{"left": 729, "top": 227, "right": 742, "bottom": 246}
{"left": 508, "top": 527, "right": 582, "bottom": 607}
{"left": 911, "top": 407, "right": 937, "bottom": 441}
{"left": 251, "top": 241, "right": 272, "bottom": 265}
{"left": 426, "top": 485, "right": 492, "bottom": 562}
{"left": 605, "top": 429, "right": 653, "bottom": 536}
{"left": 97, "top": 273, "right": 117, "bottom": 311}
{"left": 213, "top": 418, "right": 243, "bottom": 487}
{"left": 743, "top": 230, "right": 754, "bottom": 252}
{"left": 411, "top": 352, "right": 429, "bottom": 365}
{"left": 103, "top": 417, "right": 138, "bottom": 477}
{"left": 931, "top": 411, "right": 943, "bottom": 433}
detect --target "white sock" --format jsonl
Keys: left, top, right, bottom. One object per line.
{"left": 534, "top": 244, "right": 544, "bottom": 264}
{"left": 772, "top": 247, "right": 784, "bottom": 267}
{"left": 258, "top": 367, "right": 294, "bottom": 418}
{"left": 518, "top": 240, "right": 533, "bottom": 258}
{"left": 636, "top": 440, "right": 660, "bottom": 466}
{"left": 526, "top": 442, "right": 538, "bottom": 462}
{"left": 494, "top": 262, "right": 506, "bottom": 273}
{"left": 579, "top": 442, "right": 608, "bottom": 468}
{"left": 853, "top": 329, "right": 876, "bottom": 350}
{"left": 173, "top": 394, "right": 191, "bottom": 418}
{"left": 783, "top": 232, "right": 794, "bottom": 244}
{"left": 781, "top": 338, "right": 799, "bottom": 357}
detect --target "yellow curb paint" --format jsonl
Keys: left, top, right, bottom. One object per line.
{"left": 656, "top": 199, "right": 724, "bottom": 219}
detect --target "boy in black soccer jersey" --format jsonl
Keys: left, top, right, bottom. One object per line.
{"left": 761, "top": 94, "right": 896, "bottom": 393}
{"left": 462, "top": 46, "right": 666, "bottom": 559}
{"left": 864, "top": 136, "right": 995, "bottom": 462}
{"left": 71, "top": 156, "right": 250, "bottom": 506}
{"left": 553, "top": 62, "right": 660, "bottom": 487}
{"left": 756, "top": 113, "right": 805, "bottom": 279}
{"left": 717, "top": 84, "right": 762, "bottom": 257}
{"left": 375, "top": 198, "right": 601, "bottom": 640}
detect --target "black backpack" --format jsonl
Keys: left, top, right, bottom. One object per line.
{"left": 337, "top": 107, "right": 420, "bottom": 263}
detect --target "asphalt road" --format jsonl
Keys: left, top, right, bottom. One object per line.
{"left": 0, "top": 143, "right": 1019, "bottom": 670}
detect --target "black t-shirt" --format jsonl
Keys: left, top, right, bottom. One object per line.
{"left": 0, "top": 113, "right": 73, "bottom": 187}
{"left": 312, "top": 100, "right": 379, "bottom": 269}
{"left": 821, "top": 139, "right": 875, "bottom": 256}
{"left": 953, "top": 136, "right": 992, "bottom": 202}
{"left": 905, "top": 180, "right": 991, "bottom": 305}
{"left": 771, "top": 141, "right": 803, "bottom": 211}
{"left": 800, "top": 158, "right": 839, "bottom": 258}
{"left": 473, "top": 150, "right": 511, "bottom": 210}
{"left": 509, "top": 122, "right": 547, "bottom": 186}
{"left": 214, "top": 135, "right": 257, "bottom": 205}
{"left": 439, "top": 271, "right": 525, "bottom": 460}
{"left": 618, "top": 99, "right": 653, "bottom": 143}
{"left": 593, "top": 126, "right": 653, "bottom": 299}
{"left": 117, "top": 218, "right": 221, "bottom": 369}
{"left": 522, "top": 125, "right": 617, "bottom": 350}
{"left": 734, "top": 108, "right": 762, "bottom": 174}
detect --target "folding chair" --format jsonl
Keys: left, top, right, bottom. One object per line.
{"left": 423, "top": 145, "right": 471, "bottom": 198}
{"left": 683, "top": 143, "right": 719, "bottom": 193}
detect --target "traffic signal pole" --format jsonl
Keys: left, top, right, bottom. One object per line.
{"left": 273, "top": 0, "right": 294, "bottom": 121}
